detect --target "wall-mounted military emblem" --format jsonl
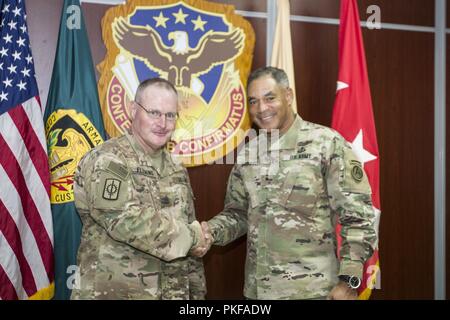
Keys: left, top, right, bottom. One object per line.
{"left": 98, "top": 0, "right": 255, "bottom": 166}
{"left": 46, "top": 110, "right": 104, "bottom": 204}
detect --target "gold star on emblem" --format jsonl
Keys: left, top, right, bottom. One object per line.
{"left": 153, "top": 11, "right": 169, "bottom": 28}
{"left": 173, "top": 8, "right": 188, "bottom": 25}
{"left": 191, "top": 15, "right": 207, "bottom": 31}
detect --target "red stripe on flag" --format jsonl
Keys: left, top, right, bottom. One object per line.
{"left": 0, "top": 200, "right": 37, "bottom": 297}
{"left": 9, "top": 102, "right": 51, "bottom": 197}
{"left": 0, "top": 264, "right": 19, "bottom": 300}
{"left": 35, "top": 96, "right": 43, "bottom": 112}
{"left": 0, "top": 134, "right": 54, "bottom": 281}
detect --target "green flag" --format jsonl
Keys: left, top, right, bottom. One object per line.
{"left": 44, "top": 0, "right": 106, "bottom": 300}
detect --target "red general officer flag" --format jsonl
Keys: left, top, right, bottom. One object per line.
{"left": 332, "top": 0, "right": 381, "bottom": 299}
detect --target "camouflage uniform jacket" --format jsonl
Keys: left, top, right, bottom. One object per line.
{"left": 208, "top": 115, "right": 377, "bottom": 299}
{"left": 71, "top": 134, "right": 206, "bottom": 300}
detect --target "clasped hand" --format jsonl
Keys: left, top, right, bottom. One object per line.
{"left": 191, "top": 222, "right": 213, "bottom": 257}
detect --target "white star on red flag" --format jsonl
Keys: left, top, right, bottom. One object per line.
{"left": 351, "top": 129, "right": 377, "bottom": 165}
{"left": 336, "top": 81, "right": 349, "bottom": 92}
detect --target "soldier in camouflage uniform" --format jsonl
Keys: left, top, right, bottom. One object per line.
{"left": 200, "top": 67, "right": 377, "bottom": 299}
{"left": 72, "top": 78, "right": 206, "bottom": 299}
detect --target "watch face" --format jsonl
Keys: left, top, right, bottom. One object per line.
{"left": 349, "top": 276, "right": 361, "bottom": 289}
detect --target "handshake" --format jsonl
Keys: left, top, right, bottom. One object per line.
{"left": 191, "top": 222, "right": 213, "bottom": 257}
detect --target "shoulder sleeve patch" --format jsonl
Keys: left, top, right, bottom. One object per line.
{"left": 102, "top": 178, "right": 122, "bottom": 200}
{"left": 93, "top": 171, "right": 129, "bottom": 210}
{"left": 342, "top": 147, "right": 371, "bottom": 194}
{"left": 350, "top": 160, "right": 364, "bottom": 183}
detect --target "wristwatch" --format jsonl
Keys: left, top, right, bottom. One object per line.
{"left": 339, "top": 275, "right": 361, "bottom": 289}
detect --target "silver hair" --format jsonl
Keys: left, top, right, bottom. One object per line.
{"left": 247, "top": 66, "right": 290, "bottom": 88}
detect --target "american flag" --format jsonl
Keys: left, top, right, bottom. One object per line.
{"left": 0, "top": 0, "right": 54, "bottom": 300}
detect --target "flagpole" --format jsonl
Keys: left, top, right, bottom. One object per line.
{"left": 434, "top": 0, "right": 446, "bottom": 301}
{"left": 266, "top": 0, "right": 277, "bottom": 64}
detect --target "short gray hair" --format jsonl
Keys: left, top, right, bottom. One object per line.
{"left": 247, "top": 66, "right": 290, "bottom": 89}
{"left": 135, "top": 77, "right": 178, "bottom": 102}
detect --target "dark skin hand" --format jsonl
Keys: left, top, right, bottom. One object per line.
{"left": 327, "top": 281, "right": 359, "bottom": 300}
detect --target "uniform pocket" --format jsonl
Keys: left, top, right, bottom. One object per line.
{"left": 161, "top": 182, "right": 191, "bottom": 206}
{"left": 277, "top": 160, "right": 322, "bottom": 215}
{"left": 128, "top": 169, "right": 159, "bottom": 210}
{"left": 244, "top": 181, "right": 262, "bottom": 209}
{"left": 159, "top": 173, "right": 193, "bottom": 223}
{"left": 94, "top": 242, "right": 161, "bottom": 299}
{"left": 241, "top": 165, "right": 265, "bottom": 209}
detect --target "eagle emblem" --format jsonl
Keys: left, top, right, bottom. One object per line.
{"left": 113, "top": 16, "right": 244, "bottom": 92}
{"left": 98, "top": 1, "right": 255, "bottom": 166}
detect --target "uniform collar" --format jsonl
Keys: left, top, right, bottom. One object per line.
{"left": 126, "top": 132, "right": 148, "bottom": 156}
{"left": 269, "top": 114, "right": 303, "bottom": 151}
{"left": 125, "top": 133, "right": 182, "bottom": 176}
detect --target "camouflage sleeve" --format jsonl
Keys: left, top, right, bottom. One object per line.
{"left": 76, "top": 151, "right": 203, "bottom": 262}
{"left": 187, "top": 256, "right": 207, "bottom": 299}
{"left": 183, "top": 168, "right": 197, "bottom": 225}
{"left": 181, "top": 170, "right": 207, "bottom": 299}
{"left": 208, "top": 165, "right": 248, "bottom": 246}
{"left": 326, "top": 137, "right": 377, "bottom": 279}
{"left": 74, "top": 153, "right": 91, "bottom": 218}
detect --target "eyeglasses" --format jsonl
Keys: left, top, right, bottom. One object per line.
{"left": 134, "top": 101, "right": 178, "bottom": 122}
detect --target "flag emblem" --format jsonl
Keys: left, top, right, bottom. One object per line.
{"left": 46, "top": 109, "right": 103, "bottom": 204}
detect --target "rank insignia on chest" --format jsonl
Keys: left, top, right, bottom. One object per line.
{"left": 102, "top": 178, "right": 122, "bottom": 200}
